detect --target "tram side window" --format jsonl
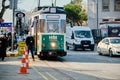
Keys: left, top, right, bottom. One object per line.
{"left": 40, "top": 19, "right": 45, "bottom": 33}
{"left": 61, "top": 20, "right": 66, "bottom": 33}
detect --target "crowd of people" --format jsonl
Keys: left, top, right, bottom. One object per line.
{"left": 0, "top": 31, "right": 35, "bottom": 61}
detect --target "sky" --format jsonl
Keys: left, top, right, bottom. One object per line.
{"left": 2, "top": 0, "right": 87, "bottom": 22}
{"left": 18, "top": 0, "right": 72, "bottom": 11}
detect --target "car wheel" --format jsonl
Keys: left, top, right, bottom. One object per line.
{"left": 109, "top": 49, "right": 113, "bottom": 57}
{"left": 97, "top": 47, "right": 102, "bottom": 55}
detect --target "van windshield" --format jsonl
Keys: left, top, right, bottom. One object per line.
{"left": 75, "top": 31, "right": 92, "bottom": 38}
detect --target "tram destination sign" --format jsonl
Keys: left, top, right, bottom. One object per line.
{"left": 0, "top": 23, "right": 12, "bottom": 27}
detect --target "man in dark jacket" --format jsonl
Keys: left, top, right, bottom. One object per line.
{"left": 0, "top": 35, "right": 7, "bottom": 61}
{"left": 25, "top": 32, "right": 35, "bottom": 61}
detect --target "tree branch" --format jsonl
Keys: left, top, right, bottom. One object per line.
{"left": 0, "top": 0, "right": 9, "bottom": 18}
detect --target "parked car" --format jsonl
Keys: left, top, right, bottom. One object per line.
{"left": 97, "top": 37, "right": 120, "bottom": 57}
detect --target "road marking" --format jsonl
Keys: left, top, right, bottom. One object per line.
{"left": 46, "top": 72, "right": 58, "bottom": 80}
{"left": 32, "top": 66, "right": 48, "bottom": 80}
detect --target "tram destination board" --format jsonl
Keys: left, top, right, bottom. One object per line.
{"left": 0, "top": 23, "right": 12, "bottom": 27}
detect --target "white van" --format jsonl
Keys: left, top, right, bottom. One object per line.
{"left": 66, "top": 26, "right": 95, "bottom": 51}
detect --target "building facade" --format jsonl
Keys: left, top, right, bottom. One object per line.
{"left": 88, "top": 0, "right": 120, "bottom": 30}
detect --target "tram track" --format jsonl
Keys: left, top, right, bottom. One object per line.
{"left": 32, "top": 58, "right": 76, "bottom": 80}
{"left": 43, "top": 60, "right": 76, "bottom": 80}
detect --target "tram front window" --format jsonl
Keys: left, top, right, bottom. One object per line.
{"left": 47, "top": 22, "right": 59, "bottom": 33}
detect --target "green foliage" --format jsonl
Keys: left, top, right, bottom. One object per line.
{"left": 64, "top": 2, "right": 87, "bottom": 26}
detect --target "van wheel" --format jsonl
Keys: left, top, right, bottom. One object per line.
{"left": 90, "top": 47, "right": 94, "bottom": 51}
{"left": 73, "top": 44, "right": 77, "bottom": 51}
{"left": 66, "top": 42, "right": 69, "bottom": 50}
{"left": 82, "top": 48, "right": 85, "bottom": 51}
{"left": 67, "top": 46, "right": 69, "bottom": 50}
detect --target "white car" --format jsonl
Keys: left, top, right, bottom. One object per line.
{"left": 97, "top": 37, "right": 120, "bottom": 57}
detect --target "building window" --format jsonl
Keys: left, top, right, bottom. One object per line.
{"left": 102, "top": 0, "right": 110, "bottom": 11}
{"left": 114, "top": 0, "right": 120, "bottom": 11}
{"left": 115, "top": 19, "right": 120, "bottom": 21}
{"left": 102, "top": 19, "right": 109, "bottom": 22}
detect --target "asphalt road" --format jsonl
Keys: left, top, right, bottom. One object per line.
{"left": 0, "top": 49, "right": 120, "bottom": 80}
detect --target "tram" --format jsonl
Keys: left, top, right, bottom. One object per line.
{"left": 29, "top": 6, "right": 67, "bottom": 59}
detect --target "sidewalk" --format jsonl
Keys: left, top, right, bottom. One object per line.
{"left": 0, "top": 56, "right": 43, "bottom": 80}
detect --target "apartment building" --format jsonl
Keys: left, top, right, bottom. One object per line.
{"left": 88, "top": 0, "right": 120, "bottom": 30}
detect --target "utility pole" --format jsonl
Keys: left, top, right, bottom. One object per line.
{"left": 96, "top": 0, "right": 99, "bottom": 43}
{"left": 38, "top": 0, "right": 40, "bottom": 8}
{"left": 12, "top": 0, "right": 15, "bottom": 52}
{"left": 71, "top": 0, "right": 72, "bottom": 3}
{"left": 54, "top": 0, "right": 56, "bottom": 6}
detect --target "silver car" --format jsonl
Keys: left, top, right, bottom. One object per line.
{"left": 97, "top": 37, "right": 120, "bottom": 57}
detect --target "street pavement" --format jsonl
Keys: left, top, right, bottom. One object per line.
{"left": 0, "top": 56, "right": 45, "bottom": 80}
{"left": 1, "top": 51, "right": 120, "bottom": 80}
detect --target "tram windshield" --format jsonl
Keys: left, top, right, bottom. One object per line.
{"left": 47, "top": 21, "right": 59, "bottom": 33}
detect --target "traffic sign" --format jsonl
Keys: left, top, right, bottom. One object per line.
{"left": 0, "top": 23, "right": 12, "bottom": 27}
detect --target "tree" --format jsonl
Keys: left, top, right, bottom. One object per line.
{"left": 78, "top": 9, "right": 87, "bottom": 25}
{"left": 64, "top": 3, "right": 87, "bottom": 26}
{"left": 0, "top": 0, "right": 9, "bottom": 20}
{"left": 64, "top": 4, "right": 81, "bottom": 26}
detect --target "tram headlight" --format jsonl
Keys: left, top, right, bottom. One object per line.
{"left": 50, "top": 42, "right": 57, "bottom": 48}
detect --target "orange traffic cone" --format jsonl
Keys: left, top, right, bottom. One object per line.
{"left": 21, "top": 54, "right": 26, "bottom": 63}
{"left": 24, "top": 46, "right": 28, "bottom": 52}
{"left": 25, "top": 52, "right": 30, "bottom": 69}
{"left": 18, "top": 54, "right": 28, "bottom": 74}
{"left": 18, "top": 63, "right": 28, "bottom": 74}
{"left": 26, "top": 59, "right": 30, "bottom": 69}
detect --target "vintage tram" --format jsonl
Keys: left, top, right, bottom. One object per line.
{"left": 29, "top": 6, "right": 67, "bottom": 59}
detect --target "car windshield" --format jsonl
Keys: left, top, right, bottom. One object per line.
{"left": 75, "top": 31, "right": 92, "bottom": 38}
{"left": 110, "top": 38, "right": 120, "bottom": 44}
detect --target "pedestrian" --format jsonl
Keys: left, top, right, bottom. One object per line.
{"left": 25, "top": 31, "right": 35, "bottom": 61}
{"left": 7, "top": 34, "right": 12, "bottom": 51}
{"left": 0, "top": 35, "right": 7, "bottom": 61}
